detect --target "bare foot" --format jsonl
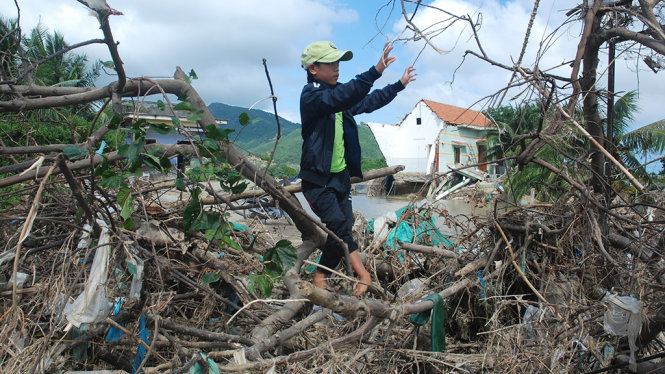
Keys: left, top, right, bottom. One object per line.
{"left": 313, "top": 271, "right": 333, "bottom": 291}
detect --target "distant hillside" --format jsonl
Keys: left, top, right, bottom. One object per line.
{"left": 208, "top": 102, "right": 386, "bottom": 174}
{"left": 251, "top": 124, "right": 386, "bottom": 168}
{"left": 208, "top": 102, "right": 300, "bottom": 152}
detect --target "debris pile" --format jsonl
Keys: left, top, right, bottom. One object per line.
{"left": 1, "top": 173, "right": 664, "bottom": 373}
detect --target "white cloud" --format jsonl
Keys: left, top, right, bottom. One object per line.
{"left": 1, "top": 0, "right": 358, "bottom": 111}
{"left": 1, "top": 0, "right": 663, "bottom": 130}
{"left": 372, "top": 0, "right": 664, "bottom": 130}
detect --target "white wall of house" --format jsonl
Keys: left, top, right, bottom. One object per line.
{"left": 366, "top": 101, "right": 442, "bottom": 173}
{"left": 367, "top": 100, "right": 494, "bottom": 176}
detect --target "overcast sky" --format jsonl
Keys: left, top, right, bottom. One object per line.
{"left": 2, "top": 0, "right": 664, "bottom": 131}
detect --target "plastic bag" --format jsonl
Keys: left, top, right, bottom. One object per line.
{"left": 372, "top": 212, "right": 397, "bottom": 245}
{"left": 63, "top": 220, "right": 113, "bottom": 329}
{"left": 398, "top": 278, "right": 427, "bottom": 299}
{"left": 602, "top": 293, "right": 642, "bottom": 371}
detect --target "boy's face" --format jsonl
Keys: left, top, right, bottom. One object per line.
{"left": 308, "top": 61, "right": 339, "bottom": 85}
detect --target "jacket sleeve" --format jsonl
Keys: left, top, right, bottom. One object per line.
{"left": 300, "top": 67, "right": 382, "bottom": 122}
{"left": 348, "top": 80, "right": 405, "bottom": 116}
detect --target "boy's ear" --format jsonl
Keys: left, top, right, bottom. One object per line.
{"left": 307, "top": 64, "right": 317, "bottom": 76}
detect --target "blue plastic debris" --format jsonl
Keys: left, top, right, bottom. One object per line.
{"left": 96, "top": 140, "right": 107, "bottom": 155}
{"left": 231, "top": 222, "right": 253, "bottom": 240}
{"left": 132, "top": 313, "right": 150, "bottom": 373}
{"left": 368, "top": 204, "right": 455, "bottom": 256}
{"left": 105, "top": 298, "right": 125, "bottom": 343}
{"left": 189, "top": 352, "right": 220, "bottom": 374}
{"left": 226, "top": 291, "right": 240, "bottom": 314}
{"left": 477, "top": 270, "right": 486, "bottom": 299}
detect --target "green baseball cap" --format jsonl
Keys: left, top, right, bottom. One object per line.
{"left": 301, "top": 41, "right": 353, "bottom": 70}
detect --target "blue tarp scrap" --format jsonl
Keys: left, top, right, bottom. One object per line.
{"left": 189, "top": 352, "right": 220, "bottom": 374}
{"left": 132, "top": 313, "right": 150, "bottom": 373}
{"left": 231, "top": 222, "right": 253, "bottom": 240}
{"left": 225, "top": 291, "right": 240, "bottom": 314}
{"left": 368, "top": 205, "right": 455, "bottom": 254}
{"left": 105, "top": 298, "right": 125, "bottom": 342}
{"left": 477, "top": 270, "right": 486, "bottom": 299}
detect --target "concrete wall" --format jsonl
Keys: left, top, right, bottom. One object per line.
{"left": 437, "top": 125, "right": 487, "bottom": 172}
{"left": 367, "top": 101, "right": 442, "bottom": 174}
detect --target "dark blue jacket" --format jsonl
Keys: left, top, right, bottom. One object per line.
{"left": 299, "top": 66, "right": 405, "bottom": 186}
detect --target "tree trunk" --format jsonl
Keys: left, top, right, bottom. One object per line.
{"left": 581, "top": 15, "right": 606, "bottom": 195}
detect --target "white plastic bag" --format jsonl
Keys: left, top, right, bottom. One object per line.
{"left": 397, "top": 278, "right": 427, "bottom": 299}
{"left": 63, "top": 220, "right": 113, "bottom": 329}
{"left": 602, "top": 293, "right": 642, "bottom": 371}
{"left": 372, "top": 212, "right": 397, "bottom": 245}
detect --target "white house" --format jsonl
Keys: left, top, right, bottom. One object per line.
{"left": 367, "top": 99, "right": 493, "bottom": 175}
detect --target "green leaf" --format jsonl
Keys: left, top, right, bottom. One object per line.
{"left": 262, "top": 240, "right": 296, "bottom": 278}
{"left": 120, "top": 218, "right": 135, "bottom": 230}
{"left": 108, "top": 112, "right": 123, "bottom": 130}
{"left": 149, "top": 122, "right": 173, "bottom": 135}
{"left": 230, "top": 182, "right": 248, "bottom": 195}
{"left": 182, "top": 189, "right": 202, "bottom": 231}
{"left": 201, "top": 272, "right": 221, "bottom": 285}
{"left": 175, "top": 177, "right": 187, "bottom": 191}
{"left": 63, "top": 145, "right": 89, "bottom": 160}
{"left": 159, "top": 156, "right": 173, "bottom": 171}
{"left": 203, "top": 137, "right": 220, "bottom": 151}
{"left": 219, "top": 235, "right": 243, "bottom": 251}
{"left": 238, "top": 112, "right": 250, "bottom": 126}
{"left": 271, "top": 240, "right": 297, "bottom": 269}
{"left": 190, "top": 211, "right": 221, "bottom": 231}
{"left": 187, "top": 110, "right": 203, "bottom": 122}
{"left": 119, "top": 138, "right": 144, "bottom": 161}
{"left": 142, "top": 152, "right": 161, "bottom": 170}
{"left": 98, "top": 169, "right": 123, "bottom": 189}
{"left": 117, "top": 186, "right": 134, "bottom": 221}
{"left": 205, "top": 124, "right": 231, "bottom": 141}
{"left": 156, "top": 100, "right": 165, "bottom": 111}
{"left": 102, "top": 60, "right": 115, "bottom": 69}
{"left": 173, "top": 101, "right": 194, "bottom": 111}
{"left": 198, "top": 138, "right": 220, "bottom": 157}
{"left": 189, "top": 69, "right": 198, "bottom": 80}
{"left": 172, "top": 117, "right": 181, "bottom": 127}
{"left": 131, "top": 118, "right": 148, "bottom": 132}
{"left": 247, "top": 274, "right": 273, "bottom": 298}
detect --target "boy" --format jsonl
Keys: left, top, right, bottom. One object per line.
{"left": 299, "top": 40, "right": 416, "bottom": 296}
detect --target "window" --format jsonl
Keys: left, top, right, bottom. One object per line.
{"left": 416, "top": 117, "right": 422, "bottom": 125}
{"left": 454, "top": 147, "right": 461, "bottom": 163}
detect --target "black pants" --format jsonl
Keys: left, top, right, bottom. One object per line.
{"left": 302, "top": 170, "right": 358, "bottom": 275}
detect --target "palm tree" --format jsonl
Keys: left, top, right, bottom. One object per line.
{"left": 22, "top": 23, "right": 101, "bottom": 88}
{"left": 0, "top": 17, "right": 21, "bottom": 81}
{"left": 485, "top": 104, "right": 542, "bottom": 163}
{"left": 484, "top": 104, "right": 570, "bottom": 203}
{"left": 485, "top": 93, "right": 665, "bottom": 202}
{"left": 606, "top": 91, "right": 665, "bottom": 187}
{"left": 0, "top": 20, "right": 104, "bottom": 147}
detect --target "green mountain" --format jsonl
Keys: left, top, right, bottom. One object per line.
{"left": 208, "top": 102, "right": 300, "bottom": 152}
{"left": 207, "top": 102, "right": 386, "bottom": 175}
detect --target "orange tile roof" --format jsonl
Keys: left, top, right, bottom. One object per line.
{"left": 422, "top": 99, "right": 491, "bottom": 128}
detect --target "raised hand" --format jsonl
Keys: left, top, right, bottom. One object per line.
{"left": 400, "top": 66, "right": 417, "bottom": 87}
{"left": 375, "top": 41, "right": 396, "bottom": 74}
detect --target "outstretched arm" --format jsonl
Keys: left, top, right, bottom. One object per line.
{"left": 349, "top": 65, "right": 417, "bottom": 115}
